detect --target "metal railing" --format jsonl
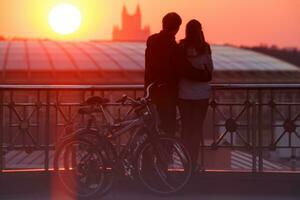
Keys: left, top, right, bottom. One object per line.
{"left": 0, "top": 84, "right": 300, "bottom": 173}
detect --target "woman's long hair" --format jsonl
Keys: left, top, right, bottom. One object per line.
{"left": 182, "top": 19, "right": 208, "bottom": 55}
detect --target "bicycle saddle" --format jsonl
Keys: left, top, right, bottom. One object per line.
{"left": 84, "top": 96, "right": 110, "bottom": 105}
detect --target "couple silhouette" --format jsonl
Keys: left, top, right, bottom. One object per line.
{"left": 145, "top": 12, "right": 214, "bottom": 170}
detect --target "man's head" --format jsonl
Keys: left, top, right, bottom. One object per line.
{"left": 162, "top": 12, "right": 182, "bottom": 35}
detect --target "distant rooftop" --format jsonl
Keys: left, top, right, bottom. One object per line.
{"left": 212, "top": 45, "right": 299, "bottom": 71}
{"left": 0, "top": 39, "right": 299, "bottom": 84}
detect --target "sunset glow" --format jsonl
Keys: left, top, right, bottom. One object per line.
{"left": 48, "top": 3, "right": 82, "bottom": 35}
{"left": 0, "top": 0, "right": 299, "bottom": 47}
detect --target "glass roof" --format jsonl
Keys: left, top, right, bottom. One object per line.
{"left": 0, "top": 40, "right": 299, "bottom": 84}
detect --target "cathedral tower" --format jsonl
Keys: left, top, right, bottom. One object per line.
{"left": 113, "top": 4, "right": 150, "bottom": 41}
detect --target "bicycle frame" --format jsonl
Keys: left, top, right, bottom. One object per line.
{"left": 62, "top": 84, "right": 163, "bottom": 175}
{"left": 80, "top": 101, "right": 158, "bottom": 167}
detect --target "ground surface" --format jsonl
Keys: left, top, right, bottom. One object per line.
{"left": 0, "top": 172, "right": 299, "bottom": 200}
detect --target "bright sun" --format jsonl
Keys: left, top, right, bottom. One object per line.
{"left": 48, "top": 3, "right": 82, "bottom": 35}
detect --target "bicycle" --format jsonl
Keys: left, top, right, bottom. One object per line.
{"left": 53, "top": 83, "right": 192, "bottom": 198}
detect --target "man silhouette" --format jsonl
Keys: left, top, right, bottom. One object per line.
{"left": 145, "top": 12, "right": 211, "bottom": 136}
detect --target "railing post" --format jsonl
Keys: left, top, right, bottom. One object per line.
{"left": 0, "top": 90, "right": 3, "bottom": 172}
{"left": 252, "top": 100, "right": 257, "bottom": 173}
{"left": 257, "top": 90, "right": 263, "bottom": 172}
{"left": 45, "top": 90, "right": 50, "bottom": 171}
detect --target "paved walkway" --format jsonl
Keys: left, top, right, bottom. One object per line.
{"left": 1, "top": 172, "right": 300, "bottom": 200}
{"left": 4, "top": 150, "right": 290, "bottom": 171}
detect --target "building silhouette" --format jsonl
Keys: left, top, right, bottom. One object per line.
{"left": 113, "top": 4, "right": 150, "bottom": 41}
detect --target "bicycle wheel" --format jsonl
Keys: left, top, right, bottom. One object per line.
{"left": 53, "top": 138, "right": 111, "bottom": 199}
{"left": 71, "top": 129, "right": 117, "bottom": 167}
{"left": 74, "top": 129, "right": 117, "bottom": 194}
{"left": 135, "top": 136, "right": 192, "bottom": 195}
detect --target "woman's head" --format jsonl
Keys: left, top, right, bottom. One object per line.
{"left": 184, "top": 19, "right": 207, "bottom": 54}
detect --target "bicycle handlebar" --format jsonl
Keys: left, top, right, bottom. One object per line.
{"left": 115, "top": 82, "right": 158, "bottom": 105}
{"left": 144, "top": 82, "right": 156, "bottom": 100}
{"left": 115, "top": 95, "right": 143, "bottom": 106}
{"left": 116, "top": 94, "right": 128, "bottom": 104}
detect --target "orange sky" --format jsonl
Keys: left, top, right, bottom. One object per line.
{"left": 0, "top": 0, "right": 299, "bottom": 48}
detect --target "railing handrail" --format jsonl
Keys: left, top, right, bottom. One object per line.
{"left": 0, "top": 83, "right": 300, "bottom": 90}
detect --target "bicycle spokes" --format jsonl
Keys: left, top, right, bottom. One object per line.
{"left": 136, "top": 137, "right": 192, "bottom": 194}
{"left": 55, "top": 140, "right": 106, "bottom": 197}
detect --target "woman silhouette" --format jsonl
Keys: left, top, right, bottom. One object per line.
{"left": 178, "top": 19, "right": 214, "bottom": 172}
